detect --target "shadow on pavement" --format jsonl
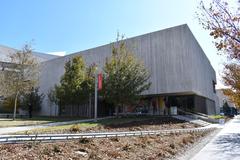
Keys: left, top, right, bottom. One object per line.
{"left": 231, "top": 119, "right": 240, "bottom": 123}
{"left": 213, "top": 133, "right": 240, "bottom": 158}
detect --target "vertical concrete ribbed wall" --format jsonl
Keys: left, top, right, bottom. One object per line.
{"left": 39, "top": 24, "right": 216, "bottom": 116}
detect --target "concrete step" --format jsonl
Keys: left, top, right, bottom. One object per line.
{"left": 173, "top": 115, "right": 211, "bottom": 127}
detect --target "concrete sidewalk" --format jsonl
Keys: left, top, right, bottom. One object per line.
{"left": 0, "top": 117, "right": 112, "bottom": 134}
{"left": 191, "top": 116, "right": 240, "bottom": 160}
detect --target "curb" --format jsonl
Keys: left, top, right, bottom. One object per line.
{"left": 0, "top": 126, "right": 216, "bottom": 144}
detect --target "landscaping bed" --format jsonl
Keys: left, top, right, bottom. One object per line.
{"left": 0, "top": 131, "right": 211, "bottom": 160}
{"left": 22, "top": 116, "right": 200, "bottom": 134}
{"left": 208, "top": 115, "right": 232, "bottom": 124}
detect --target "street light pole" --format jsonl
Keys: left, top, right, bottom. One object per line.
{"left": 94, "top": 70, "right": 98, "bottom": 121}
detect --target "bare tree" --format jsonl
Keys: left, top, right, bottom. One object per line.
{"left": 47, "top": 87, "right": 58, "bottom": 116}
{"left": 197, "top": 0, "right": 240, "bottom": 60}
{"left": 0, "top": 44, "right": 39, "bottom": 120}
{"left": 222, "top": 63, "right": 240, "bottom": 108}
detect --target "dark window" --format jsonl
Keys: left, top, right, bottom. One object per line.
{"left": 212, "top": 81, "right": 216, "bottom": 93}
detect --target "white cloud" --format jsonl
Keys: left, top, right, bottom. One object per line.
{"left": 48, "top": 51, "right": 66, "bottom": 56}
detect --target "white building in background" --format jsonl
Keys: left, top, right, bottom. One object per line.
{"left": 0, "top": 45, "right": 59, "bottom": 111}
{"left": 216, "top": 89, "right": 236, "bottom": 109}
{"left": 0, "top": 44, "right": 59, "bottom": 63}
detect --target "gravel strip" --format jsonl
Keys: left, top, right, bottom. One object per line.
{"left": 173, "top": 129, "right": 221, "bottom": 160}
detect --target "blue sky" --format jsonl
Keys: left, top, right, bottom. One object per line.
{"left": 0, "top": 0, "right": 228, "bottom": 87}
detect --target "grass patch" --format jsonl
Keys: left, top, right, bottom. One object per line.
{"left": 15, "top": 116, "right": 193, "bottom": 134}
{"left": 209, "top": 115, "right": 225, "bottom": 120}
{"left": 0, "top": 116, "right": 86, "bottom": 128}
{"left": 18, "top": 122, "right": 98, "bottom": 134}
{"left": 15, "top": 116, "right": 157, "bottom": 134}
{"left": 0, "top": 119, "right": 53, "bottom": 128}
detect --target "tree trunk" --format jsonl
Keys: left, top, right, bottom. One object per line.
{"left": 50, "top": 105, "right": 52, "bottom": 117}
{"left": 28, "top": 104, "right": 32, "bottom": 118}
{"left": 13, "top": 91, "right": 19, "bottom": 120}
{"left": 89, "top": 94, "right": 92, "bottom": 118}
{"left": 123, "top": 104, "right": 127, "bottom": 116}
{"left": 58, "top": 103, "right": 60, "bottom": 116}
{"left": 71, "top": 104, "right": 73, "bottom": 116}
{"left": 115, "top": 105, "right": 119, "bottom": 118}
{"left": 55, "top": 105, "right": 57, "bottom": 116}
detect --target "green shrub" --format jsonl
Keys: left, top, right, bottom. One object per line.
{"left": 209, "top": 115, "right": 225, "bottom": 119}
{"left": 79, "top": 138, "right": 90, "bottom": 144}
{"left": 53, "top": 145, "right": 61, "bottom": 153}
{"left": 70, "top": 124, "right": 80, "bottom": 132}
{"left": 42, "top": 147, "right": 51, "bottom": 155}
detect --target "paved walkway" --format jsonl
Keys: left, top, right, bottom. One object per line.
{"left": 0, "top": 117, "right": 111, "bottom": 134}
{"left": 191, "top": 116, "right": 240, "bottom": 160}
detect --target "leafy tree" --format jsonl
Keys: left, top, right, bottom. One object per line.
{"left": 197, "top": 0, "right": 240, "bottom": 60}
{"left": 54, "top": 84, "right": 66, "bottom": 115}
{"left": 20, "top": 87, "right": 45, "bottom": 117}
{"left": 222, "top": 101, "right": 231, "bottom": 115}
{"left": 54, "top": 56, "right": 95, "bottom": 115}
{"left": 222, "top": 63, "right": 240, "bottom": 108}
{"left": 102, "top": 35, "right": 151, "bottom": 117}
{"left": 55, "top": 56, "right": 85, "bottom": 111}
{"left": 80, "top": 63, "right": 96, "bottom": 116}
{"left": 83, "top": 63, "right": 96, "bottom": 95}
{"left": 0, "top": 44, "right": 39, "bottom": 120}
{"left": 1, "top": 96, "right": 16, "bottom": 113}
{"left": 47, "top": 87, "right": 58, "bottom": 116}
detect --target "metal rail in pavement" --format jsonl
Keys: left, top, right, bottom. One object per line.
{"left": 0, "top": 126, "right": 216, "bottom": 144}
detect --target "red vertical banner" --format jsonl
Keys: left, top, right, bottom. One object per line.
{"left": 98, "top": 73, "right": 103, "bottom": 90}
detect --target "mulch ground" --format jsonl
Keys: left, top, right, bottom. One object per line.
{"left": 91, "top": 117, "right": 200, "bottom": 132}
{"left": 50, "top": 117, "right": 200, "bottom": 134}
{"left": 0, "top": 131, "right": 210, "bottom": 160}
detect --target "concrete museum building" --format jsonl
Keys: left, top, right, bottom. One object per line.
{"left": 38, "top": 24, "right": 218, "bottom": 117}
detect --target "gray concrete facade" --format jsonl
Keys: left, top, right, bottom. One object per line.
{"left": 39, "top": 24, "right": 217, "bottom": 115}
